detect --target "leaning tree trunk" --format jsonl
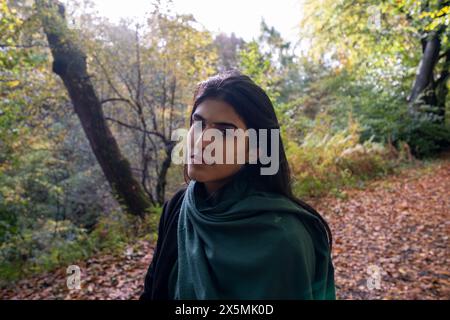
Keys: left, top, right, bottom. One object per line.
{"left": 408, "top": 32, "right": 441, "bottom": 117}
{"left": 36, "top": 0, "right": 153, "bottom": 217}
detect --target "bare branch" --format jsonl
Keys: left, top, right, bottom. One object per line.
{"left": 105, "top": 116, "right": 167, "bottom": 141}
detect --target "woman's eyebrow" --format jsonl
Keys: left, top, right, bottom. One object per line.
{"left": 191, "top": 113, "right": 204, "bottom": 121}
{"left": 214, "top": 121, "right": 238, "bottom": 129}
{"left": 192, "top": 112, "right": 238, "bottom": 129}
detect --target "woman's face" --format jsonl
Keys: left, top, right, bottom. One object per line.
{"left": 187, "top": 99, "right": 248, "bottom": 187}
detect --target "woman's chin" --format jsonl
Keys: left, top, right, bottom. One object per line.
{"left": 187, "top": 165, "right": 210, "bottom": 182}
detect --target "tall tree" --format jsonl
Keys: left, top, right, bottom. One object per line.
{"left": 213, "top": 32, "right": 245, "bottom": 72}
{"left": 403, "top": 0, "right": 450, "bottom": 122}
{"left": 35, "top": 0, "right": 152, "bottom": 217}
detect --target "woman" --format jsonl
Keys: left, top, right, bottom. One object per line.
{"left": 140, "top": 70, "right": 336, "bottom": 300}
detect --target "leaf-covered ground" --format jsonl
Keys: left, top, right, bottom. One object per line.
{"left": 310, "top": 155, "right": 450, "bottom": 300}
{"left": 1, "top": 156, "right": 449, "bottom": 300}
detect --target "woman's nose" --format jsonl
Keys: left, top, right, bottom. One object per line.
{"left": 202, "top": 128, "right": 216, "bottom": 148}
{"left": 193, "top": 126, "right": 210, "bottom": 154}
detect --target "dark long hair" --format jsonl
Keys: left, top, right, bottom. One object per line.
{"left": 183, "top": 70, "right": 333, "bottom": 251}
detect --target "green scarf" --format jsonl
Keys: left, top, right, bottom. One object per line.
{"left": 169, "top": 168, "right": 336, "bottom": 300}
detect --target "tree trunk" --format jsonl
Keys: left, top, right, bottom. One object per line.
{"left": 36, "top": 0, "right": 153, "bottom": 217}
{"left": 435, "top": 49, "right": 450, "bottom": 122}
{"left": 408, "top": 32, "right": 441, "bottom": 117}
{"left": 155, "top": 144, "right": 175, "bottom": 205}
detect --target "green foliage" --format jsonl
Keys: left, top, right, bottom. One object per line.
{"left": 237, "top": 40, "right": 280, "bottom": 102}
{"left": 286, "top": 113, "right": 403, "bottom": 198}
{"left": 397, "top": 117, "right": 450, "bottom": 158}
{"left": 0, "top": 205, "right": 162, "bottom": 285}
{"left": 89, "top": 205, "right": 162, "bottom": 252}
{"left": 284, "top": 65, "right": 450, "bottom": 159}
{"left": 0, "top": 219, "right": 91, "bottom": 282}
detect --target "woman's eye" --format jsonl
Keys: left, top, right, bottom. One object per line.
{"left": 219, "top": 128, "right": 234, "bottom": 136}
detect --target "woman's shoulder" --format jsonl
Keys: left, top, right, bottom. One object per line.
{"left": 267, "top": 211, "right": 315, "bottom": 246}
{"left": 156, "top": 186, "right": 187, "bottom": 234}
{"left": 163, "top": 186, "right": 188, "bottom": 217}
{"left": 168, "top": 186, "right": 187, "bottom": 205}
{"left": 266, "top": 203, "right": 332, "bottom": 267}
{"left": 253, "top": 196, "right": 329, "bottom": 254}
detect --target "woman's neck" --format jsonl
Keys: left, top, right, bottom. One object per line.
{"left": 203, "top": 179, "right": 230, "bottom": 196}
{"left": 202, "top": 167, "right": 247, "bottom": 197}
